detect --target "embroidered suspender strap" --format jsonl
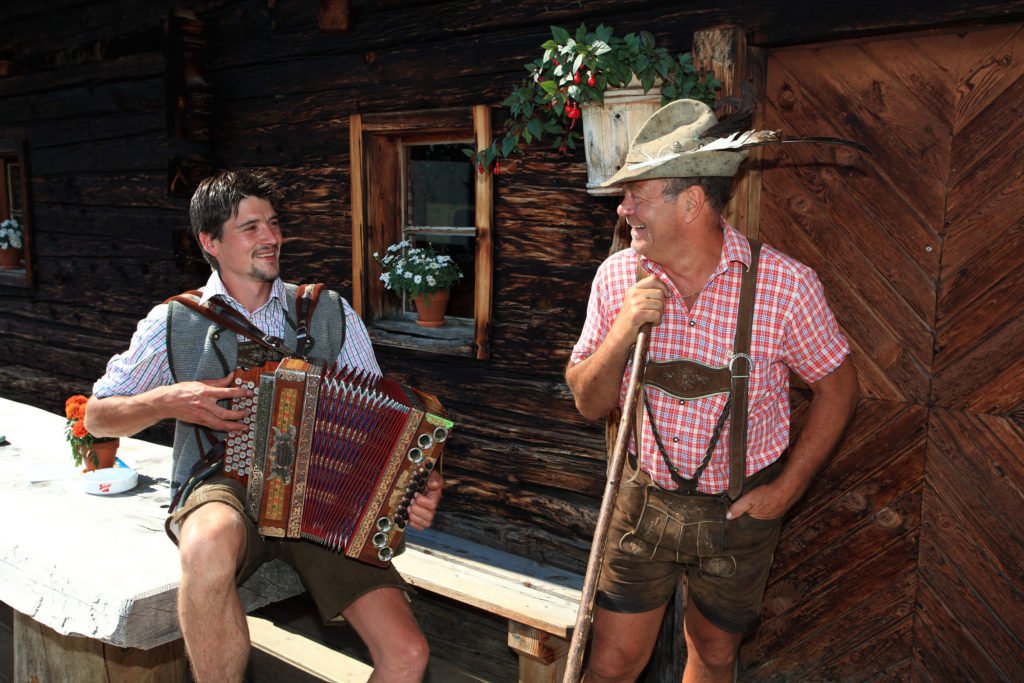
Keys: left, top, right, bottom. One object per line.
{"left": 164, "top": 293, "right": 294, "bottom": 359}
{"left": 727, "top": 239, "right": 762, "bottom": 500}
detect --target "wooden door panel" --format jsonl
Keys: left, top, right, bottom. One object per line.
{"left": 749, "top": 23, "right": 1024, "bottom": 682}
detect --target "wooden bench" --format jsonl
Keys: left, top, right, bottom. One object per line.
{"left": 246, "top": 529, "right": 583, "bottom": 683}
{"left": 0, "top": 395, "right": 584, "bottom": 682}
{"left": 400, "top": 528, "right": 582, "bottom": 681}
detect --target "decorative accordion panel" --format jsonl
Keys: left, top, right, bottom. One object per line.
{"left": 224, "top": 358, "right": 452, "bottom": 566}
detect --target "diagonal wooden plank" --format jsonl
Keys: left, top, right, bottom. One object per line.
{"left": 810, "top": 45, "right": 952, "bottom": 219}
{"left": 760, "top": 180, "right": 933, "bottom": 403}
{"left": 952, "top": 24, "right": 1024, "bottom": 135}
{"left": 766, "top": 51, "right": 943, "bottom": 278}
{"left": 926, "top": 410, "right": 1024, "bottom": 577}
{"left": 862, "top": 34, "right": 959, "bottom": 130}
{"left": 761, "top": 144, "right": 937, "bottom": 329}
{"left": 747, "top": 531, "right": 917, "bottom": 678}
{"left": 935, "top": 261, "right": 1024, "bottom": 376}
{"left": 933, "top": 310, "right": 1024, "bottom": 410}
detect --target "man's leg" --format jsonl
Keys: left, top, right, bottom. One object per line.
{"left": 583, "top": 604, "right": 668, "bottom": 683}
{"left": 682, "top": 602, "right": 743, "bottom": 683}
{"left": 176, "top": 501, "right": 250, "bottom": 683}
{"left": 343, "top": 587, "right": 430, "bottom": 683}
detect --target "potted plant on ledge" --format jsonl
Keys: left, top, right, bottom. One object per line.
{"left": 375, "top": 240, "right": 464, "bottom": 328}
{"left": 467, "top": 23, "right": 720, "bottom": 193}
{"left": 0, "top": 217, "right": 23, "bottom": 269}
{"left": 65, "top": 395, "right": 120, "bottom": 471}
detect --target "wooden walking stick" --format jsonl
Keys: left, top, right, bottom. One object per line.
{"left": 563, "top": 323, "right": 652, "bottom": 683}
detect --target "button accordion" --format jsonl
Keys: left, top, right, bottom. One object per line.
{"left": 223, "top": 357, "right": 452, "bottom": 566}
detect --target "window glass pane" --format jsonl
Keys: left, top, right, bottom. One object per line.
{"left": 406, "top": 144, "right": 474, "bottom": 228}
{"left": 6, "top": 161, "right": 21, "bottom": 214}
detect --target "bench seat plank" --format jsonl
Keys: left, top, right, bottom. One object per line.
{"left": 247, "top": 614, "right": 372, "bottom": 682}
{"left": 397, "top": 529, "right": 583, "bottom": 638}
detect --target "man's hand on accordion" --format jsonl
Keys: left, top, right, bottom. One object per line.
{"left": 158, "top": 374, "right": 253, "bottom": 433}
{"left": 407, "top": 469, "right": 443, "bottom": 530}
{"left": 85, "top": 374, "right": 253, "bottom": 438}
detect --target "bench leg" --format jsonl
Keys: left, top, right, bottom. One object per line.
{"left": 507, "top": 621, "right": 569, "bottom": 683}
{"left": 14, "top": 610, "right": 189, "bottom": 682}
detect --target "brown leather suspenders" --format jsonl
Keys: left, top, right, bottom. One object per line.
{"left": 636, "top": 239, "right": 762, "bottom": 500}
{"left": 728, "top": 240, "right": 761, "bottom": 499}
{"left": 164, "top": 283, "right": 325, "bottom": 361}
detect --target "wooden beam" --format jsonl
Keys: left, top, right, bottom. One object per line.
{"left": 473, "top": 104, "right": 494, "bottom": 360}
{"left": 507, "top": 621, "right": 569, "bottom": 683}
{"left": 15, "top": 611, "right": 188, "bottom": 683}
{"left": 349, "top": 114, "right": 366, "bottom": 317}
{"left": 693, "top": 26, "right": 767, "bottom": 239}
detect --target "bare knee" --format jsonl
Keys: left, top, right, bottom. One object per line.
{"left": 374, "top": 631, "right": 429, "bottom": 682}
{"left": 587, "top": 641, "right": 649, "bottom": 682}
{"left": 684, "top": 606, "right": 741, "bottom": 676}
{"left": 178, "top": 504, "right": 246, "bottom": 587}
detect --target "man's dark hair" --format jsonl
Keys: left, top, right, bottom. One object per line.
{"left": 189, "top": 170, "right": 280, "bottom": 268}
{"left": 662, "top": 176, "right": 734, "bottom": 215}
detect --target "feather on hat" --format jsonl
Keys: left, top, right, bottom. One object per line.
{"left": 600, "top": 98, "right": 868, "bottom": 187}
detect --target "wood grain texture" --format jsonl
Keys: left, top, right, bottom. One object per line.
{"left": 751, "top": 23, "right": 1024, "bottom": 681}
{"left": 3, "top": 2, "right": 1024, "bottom": 680}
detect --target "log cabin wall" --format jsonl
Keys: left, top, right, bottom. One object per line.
{"left": 1, "top": 1, "right": 1023, "bottom": 680}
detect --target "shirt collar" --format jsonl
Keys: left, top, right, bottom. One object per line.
{"left": 198, "top": 270, "right": 286, "bottom": 311}
{"left": 715, "top": 218, "right": 753, "bottom": 277}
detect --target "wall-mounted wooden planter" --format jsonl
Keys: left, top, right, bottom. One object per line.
{"left": 580, "top": 83, "right": 662, "bottom": 196}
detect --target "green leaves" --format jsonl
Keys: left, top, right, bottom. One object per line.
{"left": 465, "top": 22, "right": 720, "bottom": 174}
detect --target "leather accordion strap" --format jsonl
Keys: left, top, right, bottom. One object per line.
{"left": 164, "top": 292, "right": 294, "bottom": 359}
{"left": 728, "top": 239, "right": 762, "bottom": 500}
{"left": 295, "top": 283, "right": 324, "bottom": 356}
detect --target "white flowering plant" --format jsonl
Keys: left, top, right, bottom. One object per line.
{"left": 0, "top": 218, "right": 22, "bottom": 250}
{"left": 375, "top": 241, "right": 463, "bottom": 301}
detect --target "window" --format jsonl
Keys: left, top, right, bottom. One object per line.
{"left": 0, "top": 138, "right": 32, "bottom": 287}
{"left": 350, "top": 107, "right": 493, "bottom": 359}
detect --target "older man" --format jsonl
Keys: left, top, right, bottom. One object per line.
{"left": 566, "top": 100, "right": 858, "bottom": 682}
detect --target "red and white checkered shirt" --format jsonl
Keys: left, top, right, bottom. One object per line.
{"left": 571, "top": 221, "right": 849, "bottom": 493}
{"left": 93, "top": 271, "right": 380, "bottom": 399}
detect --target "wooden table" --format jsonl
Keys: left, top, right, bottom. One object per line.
{"left": 0, "top": 396, "right": 304, "bottom": 682}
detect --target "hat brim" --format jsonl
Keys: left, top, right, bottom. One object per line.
{"left": 600, "top": 149, "right": 749, "bottom": 188}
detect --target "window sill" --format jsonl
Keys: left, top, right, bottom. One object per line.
{"left": 369, "top": 314, "right": 474, "bottom": 356}
{"left": 0, "top": 267, "right": 27, "bottom": 287}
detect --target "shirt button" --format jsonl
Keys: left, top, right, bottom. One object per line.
{"left": 673, "top": 437, "right": 680, "bottom": 443}
{"left": 689, "top": 320, "right": 696, "bottom": 327}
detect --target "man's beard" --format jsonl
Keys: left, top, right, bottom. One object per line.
{"left": 249, "top": 262, "right": 279, "bottom": 282}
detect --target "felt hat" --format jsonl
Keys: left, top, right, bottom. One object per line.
{"left": 600, "top": 99, "right": 749, "bottom": 187}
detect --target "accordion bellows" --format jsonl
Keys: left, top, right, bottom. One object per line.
{"left": 224, "top": 357, "right": 452, "bottom": 566}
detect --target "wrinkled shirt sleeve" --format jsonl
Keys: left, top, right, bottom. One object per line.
{"left": 92, "top": 304, "right": 174, "bottom": 398}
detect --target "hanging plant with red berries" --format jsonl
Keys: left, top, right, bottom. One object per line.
{"left": 465, "top": 23, "right": 720, "bottom": 174}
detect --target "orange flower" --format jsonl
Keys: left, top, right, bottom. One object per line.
{"left": 71, "top": 420, "right": 89, "bottom": 439}
{"left": 65, "top": 395, "right": 88, "bottom": 420}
